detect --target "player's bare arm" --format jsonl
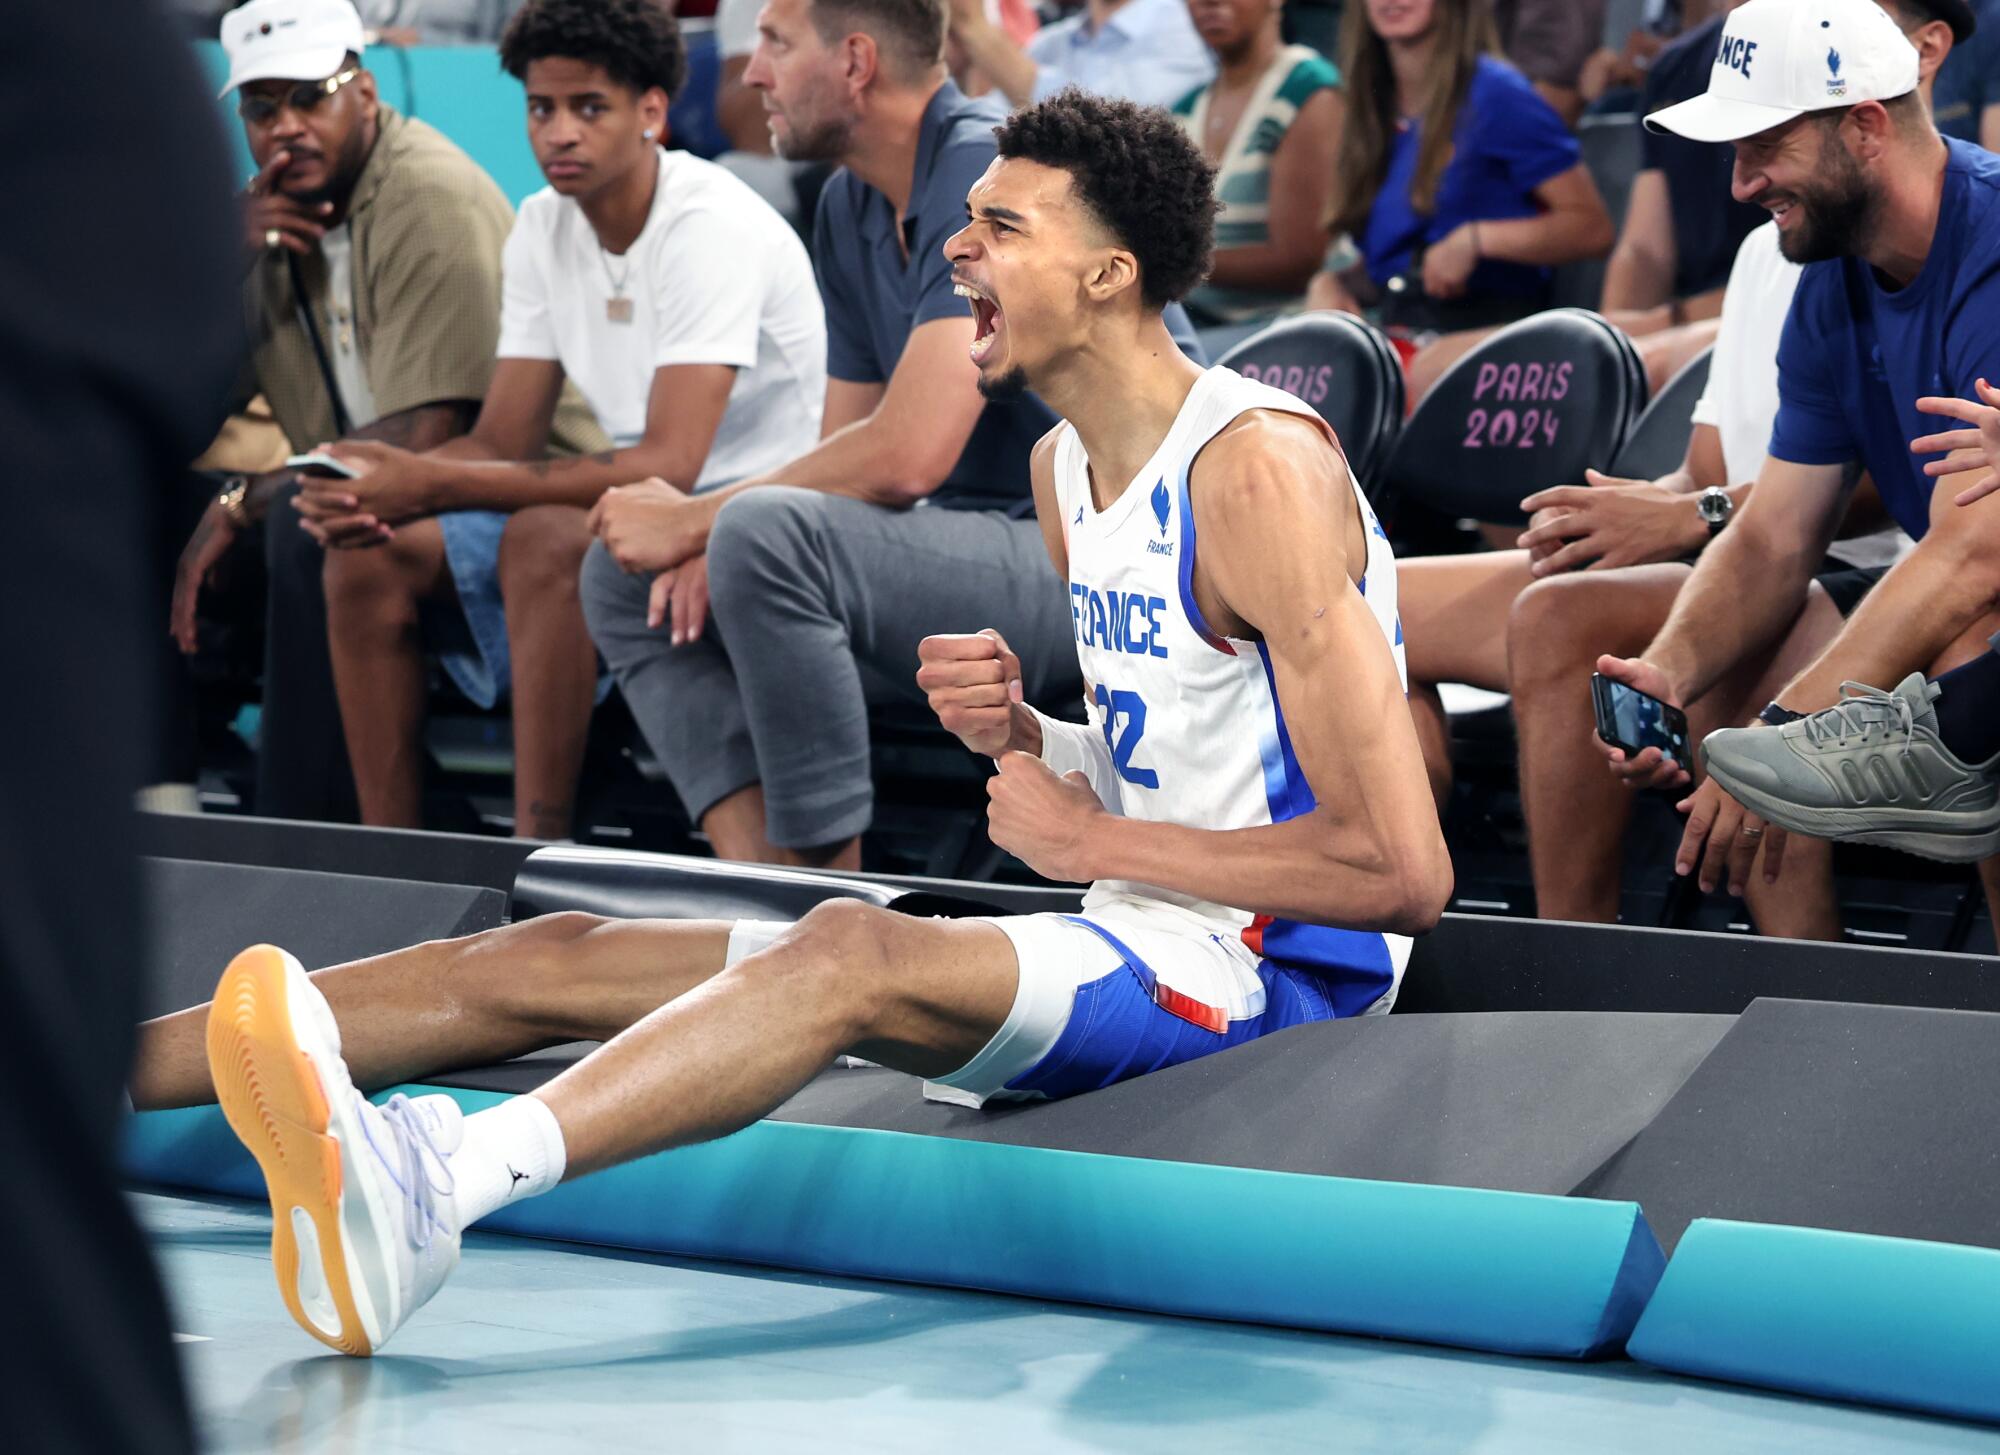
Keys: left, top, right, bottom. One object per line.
{"left": 916, "top": 424, "right": 1072, "bottom": 762}
{"left": 990, "top": 411, "right": 1452, "bottom": 934}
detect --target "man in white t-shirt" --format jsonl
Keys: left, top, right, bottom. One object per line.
{"left": 302, "top": 0, "right": 825, "bottom": 840}
{"left": 1397, "top": 216, "right": 1906, "bottom": 939}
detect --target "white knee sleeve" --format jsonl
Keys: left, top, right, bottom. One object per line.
{"left": 724, "top": 919, "right": 791, "bottom": 967}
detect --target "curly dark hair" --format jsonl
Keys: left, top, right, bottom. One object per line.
{"left": 500, "top": 0, "right": 687, "bottom": 103}
{"left": 993, "top": 88, "right": 1218, "bottom": 309}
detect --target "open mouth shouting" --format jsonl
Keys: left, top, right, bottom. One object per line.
{"left": 954, "top": 277, "right": 1004, "bottom": 365}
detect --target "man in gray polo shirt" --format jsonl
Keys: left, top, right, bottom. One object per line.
{"left": 582, "top": 0, "right": 1202, "bottom": 867}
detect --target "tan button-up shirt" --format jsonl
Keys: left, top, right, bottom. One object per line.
{"left": 241, "top": 105, "right": 604, "bottom": 457}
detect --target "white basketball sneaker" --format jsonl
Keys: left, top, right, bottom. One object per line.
{"left": 206, "top": 945, "right": 463, "bottom": 1356}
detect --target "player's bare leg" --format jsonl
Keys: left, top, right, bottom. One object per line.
{"left": 198, "top": 903, "right": 1018, "bottom": 1353}
{"left": 131, "top": 913, "right": 734, "bottom": 1109}
{"left": 534, "top": 903, "right": 1016, "bottom": 1171}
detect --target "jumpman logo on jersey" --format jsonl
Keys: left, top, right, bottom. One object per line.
{"left": 1074, "top": 503, "right": 1084, "bottom": 525}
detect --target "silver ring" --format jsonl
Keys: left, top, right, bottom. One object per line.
{"left": 1739, "top": 826, "right": 1765, "bottom": 839}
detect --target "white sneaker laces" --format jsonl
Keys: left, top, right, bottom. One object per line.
{"left": 1799, "top": 681, "right": 1915, "bottom": 751}
{"left": 369, "top": 1093, "right": 456, "bottom": 1250}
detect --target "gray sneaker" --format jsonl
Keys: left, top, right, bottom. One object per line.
{"left": 1700, "top": 673, "right": 2000, "bottom": 863}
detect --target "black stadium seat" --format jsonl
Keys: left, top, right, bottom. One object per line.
{"left": 1218, "top": 311, "right": 1406, "bottom": 508}
{"left": 1606, "top": 346, "right": 1714, "bottom": 482}
{"left": 1380, "top": 308, "right": 1648, "bottom": 526}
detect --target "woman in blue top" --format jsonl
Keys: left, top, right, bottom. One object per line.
{"left": 1305, "top": 0, "right": 1612, "bottom": 334}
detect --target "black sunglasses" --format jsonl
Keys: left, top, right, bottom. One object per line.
{"left": 238, "top": 68, "right": 362, "bottom": 126}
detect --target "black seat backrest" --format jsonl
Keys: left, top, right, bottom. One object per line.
{"left": 1608, "top": 346, "right": 1714, "bottom": 481}
{"left": 1380, "top": 308, "right": 1647, "bottom": 526}
{"left": 1218, "top": 311, "right": 1406, "bottom": 508}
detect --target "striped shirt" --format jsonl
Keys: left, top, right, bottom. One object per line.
{"left": 1173, "top": 47, "right": 1340, "bottom": 324}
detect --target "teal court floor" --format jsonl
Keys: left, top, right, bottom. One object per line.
{"left": 144, "top": 1191, "right": 2000, "bottom": 1455}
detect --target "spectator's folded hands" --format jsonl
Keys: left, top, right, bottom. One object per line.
{"left": 1517, "top": 469, "right": 1705, "bottom": 577}
{"left": 1911, "top": 378, "right": 2000, "bottom": 507}
{"left": 646, "top": 553, "right": 710, "bottom": 646}
{"left": 589, "top": 477, "right": 707, "bottom": 574}
{"left": 1675, "top": 771, "right": 1788, "bottom": 897}
{"left": 289, "top": 484, "right": 390, "bottom": 549}
{"left": 1592, "top": 653, "right": 1693, "bottom": 791}
{"left": 317, "top": 440, "right": 441, "bottom": 525}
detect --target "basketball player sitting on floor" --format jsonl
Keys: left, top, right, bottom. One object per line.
{"left": 132, "top": 90, "right": 1450, "bottom": 1356}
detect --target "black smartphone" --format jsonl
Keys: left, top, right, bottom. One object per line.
{"left": 1591, "top": 672, "right": 1693, "bottom": 775}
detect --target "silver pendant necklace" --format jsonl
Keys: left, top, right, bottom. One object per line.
{"left": 598, "top": 242, "right": 634, "bottom": 324}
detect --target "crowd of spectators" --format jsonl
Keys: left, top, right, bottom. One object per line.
{"left": 172, "top": 0, "right": 2000, "bottom": 946}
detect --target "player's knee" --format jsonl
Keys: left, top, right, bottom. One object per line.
{"left": 770, "top": 899, "right": 899, "bottom": 1025}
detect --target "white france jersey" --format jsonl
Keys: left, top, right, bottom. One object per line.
{"left": 1054, "top": 365, "right": 1411, "bottom": 1015}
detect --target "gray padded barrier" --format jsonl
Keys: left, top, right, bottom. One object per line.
{"left": 1398, "top": 914, "right": 2000, "bottom": 1016}
{"left": 141, "top": 857, "right": 506, "bottom": 1018}
{"left": 1581, "top": 997, "right": 2000, "bottom": 1252}
{"left": 437, "top": 1009, "right": 1732, "bottom": 1198}
{"left": 135, "top": 811, "right": 539, "bottom": 894}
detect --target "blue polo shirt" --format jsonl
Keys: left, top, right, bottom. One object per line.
{"left": 1768, "top": 139, "right": 2000, "bottom": 541}
{"left": 811, "top": 81, "right": 1205, "bottom": 512}
{"left": 1357, "top": 55, "right": 1580, "bottom": 298}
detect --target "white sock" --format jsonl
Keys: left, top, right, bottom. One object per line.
{"left": 454, "top": 1095, "right": 567, "bottom": 1228}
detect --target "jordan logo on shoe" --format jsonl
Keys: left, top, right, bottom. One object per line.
{"left": 506, "top": 1164, "right": 529, "bottom": 1190}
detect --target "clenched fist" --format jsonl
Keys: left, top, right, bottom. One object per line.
{"left": 917, "top": 629, "right": 1036, "bottom": 758}
{"left": 986, "top": 751, "right": 1105, "bottom": 883}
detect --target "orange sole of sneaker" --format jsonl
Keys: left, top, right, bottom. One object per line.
{"left": 205, "top": 945, "right": 375, "bottom": 1357}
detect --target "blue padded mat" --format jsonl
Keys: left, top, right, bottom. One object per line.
{"left": 127, "top": 1083, "right": 1664, "bottom": 1360}
{"left": 145, "top": 1191, "right": 2000, "bottom": 1455}
{"left": 1631, "top": 1219, "right": 2000, "bottom": 1425}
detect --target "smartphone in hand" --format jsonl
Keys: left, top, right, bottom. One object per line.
{"left": 1591, "top": 672, "right": 1693, "bottom": 776}
{"left": 285, "top": 451, "right": 361, "bottom": 479}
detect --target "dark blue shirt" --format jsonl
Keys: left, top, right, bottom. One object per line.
{"left": 811, "top": 81, "right": 1204, "bottom": 511}
{"left": 1639, "top": 16, "right": 1768, "bottom": 298}
{"left": 1770, "top": 140, "right": 2000, "bottom": 540}
{"left": 1934, "top": 0, "right": 2000, "bottom": 145}
{"left": 1358, "top": 55, "right": 1580, "bottom": 298}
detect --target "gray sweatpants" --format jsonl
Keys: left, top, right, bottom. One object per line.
{"left": 580, "top": 485, "right": 1081, "bottom": 848}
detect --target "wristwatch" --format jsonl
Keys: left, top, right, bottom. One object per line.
{"left": 1695, "top": 486, "right": 1734, "bottom": 536}
{"left": 216, "top": 474, "right": 251, "bottom": 529}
